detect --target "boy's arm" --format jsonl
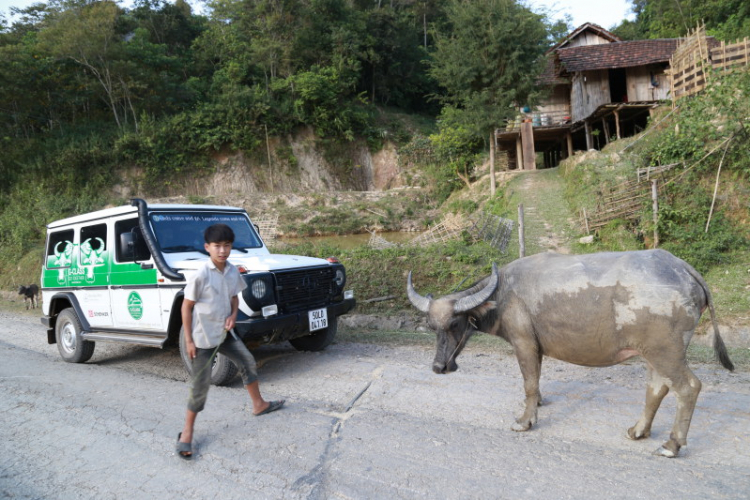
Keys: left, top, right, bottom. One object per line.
{"left": 182, "top": 299, "right": 197, "bottom": 359}
{"left": 224, "top": 295, "right": 239, "bottom": 332}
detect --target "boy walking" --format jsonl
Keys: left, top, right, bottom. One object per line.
{"left": 176, "top": 223, "right": 284, "bottom": 460}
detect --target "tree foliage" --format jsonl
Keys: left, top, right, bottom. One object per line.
{"left": 614, "top": 0, "right": 750, "bottom": 40}
{"left": 428, "top": 0, "right": 548, "bottom": 138}
{"left": 1, "top": 0, "right": 750, "bottom": 264}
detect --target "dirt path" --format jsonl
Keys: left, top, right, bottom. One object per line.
{"left": 506, "top": 168, "right": 577, "bottom": 254}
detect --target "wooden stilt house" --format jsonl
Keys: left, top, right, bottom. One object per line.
{"left": 496, "top": 23, "right": 680, "bottom": 170}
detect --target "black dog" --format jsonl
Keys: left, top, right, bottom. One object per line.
{"left": 18, "top": 284, "right": 39, "bottom": 309}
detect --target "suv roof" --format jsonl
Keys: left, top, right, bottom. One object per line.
{"left": 47, "top": 203, "right": 245, "bottom": 229}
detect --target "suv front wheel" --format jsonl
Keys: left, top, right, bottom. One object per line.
{"left": 289, "top": 315, "right": 338, "bottom": 352}
{"left": 178, "top": 326, "right": 239, "bottom": 386}
{"left": 55, "top": 308, "right": 95, "bottom": 363}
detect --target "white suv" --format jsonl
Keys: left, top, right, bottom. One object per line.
{"left": 40, "top": 198, "right": 355, "bottom": 385}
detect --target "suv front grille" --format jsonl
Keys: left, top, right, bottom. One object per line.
{"left": 274, "top": 267, "right": 335, "bottom": 313}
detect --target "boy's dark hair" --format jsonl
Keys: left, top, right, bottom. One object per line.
{"left": 204, "top": 223, "right": 235, "bottom": 244}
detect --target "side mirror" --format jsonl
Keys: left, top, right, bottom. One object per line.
{"left": 120, "top": 228, "right": 150, "bottom": 262}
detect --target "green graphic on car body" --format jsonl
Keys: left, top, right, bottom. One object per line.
{"left": 127, "top": 292, "right": 144, "bottom": 320}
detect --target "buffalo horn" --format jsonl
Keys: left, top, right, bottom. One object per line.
{"left": 406, "top": 271, "right": 431, "bottom": 313}
{"left": 453, "top": 263, "right": 499, "bottom": 313}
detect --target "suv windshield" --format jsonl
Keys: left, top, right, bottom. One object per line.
{"left": 149, "top": 211, "right": 263, "bottom": 253}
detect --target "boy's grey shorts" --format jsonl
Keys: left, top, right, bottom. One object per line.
{"left": 187, "top": 333, "right": 258, "bottom": 413}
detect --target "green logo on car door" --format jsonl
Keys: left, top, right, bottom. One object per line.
{"left": 127, "top": 292, "right": 143, "bottom": 320}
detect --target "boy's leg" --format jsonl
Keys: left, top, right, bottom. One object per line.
{"left": 178, "top": 346, "right": 215, "bottom": 454}
{"left": 219, "top": 334, "right": 284, "bottom": 415}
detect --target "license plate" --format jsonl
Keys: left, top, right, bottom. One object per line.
{"left": 308, "top": 308, "right": 328, "bottom": 331}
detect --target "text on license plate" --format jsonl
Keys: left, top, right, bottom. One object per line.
{"left": 308, "top": 308, "right": 328, "bottom": 331}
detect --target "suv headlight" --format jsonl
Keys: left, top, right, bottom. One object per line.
{"left": 251, "top": 279, "right": 268, "bottom": 300}
{"left": 334, "top": 269, "right": 345, "bottom": 287}
{"left": 242, "top": 273, "right": 275, "bottom": 311}
{"left": 331, "top": 264, "right": 346, "bottom": 292}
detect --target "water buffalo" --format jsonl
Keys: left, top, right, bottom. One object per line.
{"left": 18, "top": 284, "right": 39, "bottom": 310}
{"left": 407, "top": 249, "right": 734, "bottom": 457}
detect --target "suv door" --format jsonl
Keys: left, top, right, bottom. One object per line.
{"left": 77, "top": 223, "right": 113, "bottom": 328}
{"left": 110, "top": 217, "right": 165, "bottom": 331}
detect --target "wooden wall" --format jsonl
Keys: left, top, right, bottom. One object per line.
{"left": 571, "top": 70, "right": 610, "bottom": 121}
{"left": 536, "top": 85, "right": 571, "bottom": 125}
{"left": 626, "top": 65, "right": 670, "bottom": 101}
{"left": 565, "top": 32, "right": 613, "bottom": 48}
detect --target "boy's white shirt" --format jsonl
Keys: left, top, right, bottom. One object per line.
{"left": 184, "top": 259, "right": 247, "bottom": 349}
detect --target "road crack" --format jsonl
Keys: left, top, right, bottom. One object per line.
{"left": 293, "top": 366, "right": 384, "bottom": 498}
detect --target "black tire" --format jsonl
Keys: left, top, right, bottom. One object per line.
{"left": 55, "top": 308, "right": 95, "bottom": 363}
{"left": 178, "top": 326, "right": 238, "bottom": 386}
{"left": 289, "top": 315, "right": 338, "bottom": 352}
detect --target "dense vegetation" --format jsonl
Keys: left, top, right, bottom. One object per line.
{"left": 0, "top": 0, "right": 559, "bottom": 262}
{"left": 560, "top": 68, "right": 750, "bottom": 274}
{"left": 1, "top": 0, "right": 749, "bottom": 293}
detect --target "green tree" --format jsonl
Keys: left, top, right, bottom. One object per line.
{"left": 428, "top": 0, "right": 548, "bottom": 192}
{"left": 621, "top": 0, "right": 750, "bottom": 40}
{"left": 39, "top": 1, "right": 135, "bottom": 129}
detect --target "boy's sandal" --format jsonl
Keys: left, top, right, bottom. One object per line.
{"left": 253, "top": 400, "right": 285, "bottom": 416}
{"left": 176, "top": 433, "right": 192, "bottom": 460}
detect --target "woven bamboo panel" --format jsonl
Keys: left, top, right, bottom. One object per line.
{"left": 252, "top": 214, "right": 279, "bottom": 241}
{"left": 711, "top": 38, "right": 750, "bottom": 71}
{"left": 670, "top": 25, "right": 710, "bottom": 100}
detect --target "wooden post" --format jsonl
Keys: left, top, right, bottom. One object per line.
{"left": 602, "top": 118, "right": 610, "bottom": 145}
{"left": 651, "top": 180, "right": 659, "bottom": 248}
{"left": 516, "top": 135, "right": 523, "bottom": 170}
{"left": 566, "top": 132, "right": 573, "bottom": 157}
{"left": 518, "top": 204, "right": 525, "bottom": 258}
{"left": 490, "top": 131, "right": 496, "bottom": 196}
{"left": 614, "top": 109, "right": 621, "bottom": 140}
{"left": 520, "top": 121, "right": 536, "bottom": 170}
{"left": 706, "top": 138, "right": 732, "bottom": 232}
{"left": 265, "top": 124, "right": 274, "bottom": 192}
{"left": 583, "top": 208, "right": 590, "bottom": 234}
{"left": 584, "top": 120, "right": 593, "bottom": 150}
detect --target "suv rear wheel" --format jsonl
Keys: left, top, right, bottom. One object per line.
{"left": 178, "top": 326, "right": 238, "bottom": 386}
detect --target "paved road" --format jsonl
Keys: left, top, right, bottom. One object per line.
{"left": 1, "top": 310, "right": 749, "bottom": 499}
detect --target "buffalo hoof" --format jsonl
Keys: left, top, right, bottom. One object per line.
{"left": 653, "top": 439, "right": 681, "bottom": 458}
{"left": 653, "top": 446, "right": 677, "bottom": 458}
{"left": 626, "top": 426, "right": 650, "bottom": 440}
{"left": 511, "top": 420, "right": 532, "bottom": 432}
{"left": 432, "top": 361, "right": 458, "bottom": 374}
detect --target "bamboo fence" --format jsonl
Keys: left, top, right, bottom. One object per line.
{"left": 403, "top": 213, "right": 465, "bottom": 247}
{"left": 469, "top": 212, "right": 515, "bottom": 253}
{"left": 581, "top": 166, "right": 675, "bottom": 232}
{"left": 670, "top": 24, "right": 750, "bottom": 102}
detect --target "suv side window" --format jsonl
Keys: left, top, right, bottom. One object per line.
{"left": 115, "top": 218, "right": 150, "bottom": 262}
{"left": 80, "top": 224, "right": 107, "bottom": 267}
{"left": 46, "top": 229, "right": 75, "bottom": 268}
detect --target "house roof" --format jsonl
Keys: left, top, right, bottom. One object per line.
{"left": 556, "top": 39, "right": 680, "bottom": 72}
{"left": 538, "top": 56, "right": 569, "bottom": 86}
{"left": 548, "top": 23, "right": 621, "bottom": 53}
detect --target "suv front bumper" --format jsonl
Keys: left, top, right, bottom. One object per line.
{"left": 234, "top": 297, "right": 356, "bottom": 342}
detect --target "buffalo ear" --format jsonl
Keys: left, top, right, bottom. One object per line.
{"left": 472, "top": 300, "right": 497, "bottom": 319}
